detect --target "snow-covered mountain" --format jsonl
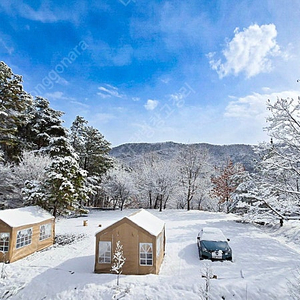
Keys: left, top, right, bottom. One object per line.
{"left": 110, "top": 142, "right": 257, "bottom": 171}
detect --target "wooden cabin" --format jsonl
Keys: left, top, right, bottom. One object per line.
{"left": 0, "top": 206, "right": 55, "bottom": 263}
{"left": 94, "top": 209, "right": 165, "bottom": 275}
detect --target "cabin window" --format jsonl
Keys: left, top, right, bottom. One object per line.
{"left": 140, "top": 243, "right": 153, "bottom": 266}
{"left": 99, "top": 241, "right": 111, "bottom": 263}
{"left": 39, "top": 223, "right": 52, "bottom": 241}
{"left": 16, "top": 228, "right": 33, "bottom": 249}
{"left": 0, "top": 233, "right": 10, "bottom": 252}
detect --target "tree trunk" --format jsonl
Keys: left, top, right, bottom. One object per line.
{"left": 149, "top": 191, "right": 152, "bottom": 208}
{"left": 153, "top": 195, "right": 159, "bottom": 209}
{"left": 187, "top": 199, "right": 190, "bottom": 211}
{"left": 159, "top": 194, "right": 163, "bottom": 212}
{"left": 53, "top": 202, "right": 57, "bottom": 218}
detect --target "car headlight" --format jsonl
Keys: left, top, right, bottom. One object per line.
{"left": 202, "top": 246, "right": 208, "bottom": 252}
{"left": 224, "top": 249, "right": 231, "bottom": 255}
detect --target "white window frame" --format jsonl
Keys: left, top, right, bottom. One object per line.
{"left": 16, "top": 228, "right": 33, "bottom": 249}
{"left": 0, "top": 233, "right": 10, "bottom": 252}
{"left": 139, "top": 243, "right": 153, "bottom": 266}
{"left": 99, "top": 241, "right": 111, "bottom": 264}
{"left": 39, "top": 223, "right": 52, "bottom": 241}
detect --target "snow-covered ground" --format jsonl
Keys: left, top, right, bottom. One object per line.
{"left": 1, "top": 209, "right": 300, "bottom": 299}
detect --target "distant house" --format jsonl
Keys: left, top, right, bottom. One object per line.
{"left": 0, "top": 206, "right": 55, "bottom": 263}
{"left": 94, "top": 209, "right": 165, "bottom": 275}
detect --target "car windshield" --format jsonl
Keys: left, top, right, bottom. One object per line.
{"left": 201, "top": 240, "right": 229, "bottom": 251}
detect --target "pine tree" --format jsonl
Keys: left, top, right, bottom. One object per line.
{"left": 70, "top": 116, "right": 113, "bottom": 207}
{"left": 44, "top": 156, "right": 88, "bottom": 217}
{"left": 0, "top": 61, "right": 32, "bottom": 161}
{"left": 70, "top": 116, "right": 112, "bottom": 177}
{"left": 70, "top": 116, "right": 88, "bottom": 158}
{"left": 25, "top": 96, "right": 66, "bottom": 152}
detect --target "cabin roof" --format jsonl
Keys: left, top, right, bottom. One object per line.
{"left": 0, "top": 206, "right": 54, "bottom": 227}
{"left": 97, "top": 209, "right": 165, "bottom": 236}
{"left": 125, "top": 209, "right": 165, "bottom": 236}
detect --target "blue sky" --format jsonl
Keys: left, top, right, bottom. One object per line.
{"left": 1, "top": 0, "right": 300, "bottom": 146}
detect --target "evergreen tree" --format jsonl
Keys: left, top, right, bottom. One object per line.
{"left": 44, "top": 156, "right": 88, "bottom": 217}
{"left": 25, "top": 96, "right": 66, "bottom": 153}
{"left": 83, "top": 126, "right": 112, "bottom": 175}
{"left": 22, "top": 106, "right": 89, "bottom": 216}
{"left": 0, "top": 61, "right": 32, "bottom": 161}
{"left": 70, "top": 116, "right": 87, "bottom": 158}
{"left": 70, "top": 116, "right": 112, "bottom": 177}
{"left": 70, "top": 116, "right": 113, "bottom": 207}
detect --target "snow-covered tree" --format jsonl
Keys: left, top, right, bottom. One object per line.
{"left": 0, "top": 61, "right": 32, "bottom": 162}
{"left": 152, "top": 158, "right": 178, "bottom": 210}
{"left": 70, "top": 116, "right": 112, "bottom": 176}
{"left": 176, "top": 145, "right": 212, "bottom": 210}
{"left": 210, "top": 159, "right": 245, "bottom": 213}
{"left": 27, "top": 97, "right": 68, "bottom": 153}
{"left": 0, "top": 151, "right": 51, "bottom": 209}
{"left": 102, "top": 163, "right": 136, "bottom": 210}
{"left": 134, "top": 154, "right": 158, "bottom": 208}
{"left": 0, "top": 162, "right": 15, "bottom": 208}
{"left": 15, "top": 151, "right": 51, "bottom": 194}
{"left": 70, "top": 116, "right": 88, "bottom": 156}
{"left": 247, "top": 97, "right": 300, "bottom": 222}
{"left": 111, "top": 240, "right": 126, "bottom": 286}
{"left": 44, "top": 156, "right": 88, "bottom": 217}
{"left": 135, "top": 153, "right": 177, "bottom": 210}
{"left": 70, "top": 116, "right": 113, "bottom": 207}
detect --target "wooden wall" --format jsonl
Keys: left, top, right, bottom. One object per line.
{"left": 0, "top": 218, "right": 55, "bottom": 263}
{"left": 95, "top": 219, "right": 165, "bottom": 275}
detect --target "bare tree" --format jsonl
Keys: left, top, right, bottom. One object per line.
{"left": 102, "top": 163, "right": 136, "bottom": 210}
{"left": 135, "top": 153, "right": 177, "bottom": 210}
{"left": 176, "top": 145, "right": 212, "bottom": 210}
{"left": 249, "top": 98, "right": 300, "bottom": 220}
{"left": 210, "top": 159, "right": 245, "bottom": 213}
{"left": 134, "top": 153, "right": 157, "bottom": 208}
{"left": 0, "top": 151, "right": 52, "bottom": 208}
{"left": 111, "top": 241, "right": 126, "bottom": 286}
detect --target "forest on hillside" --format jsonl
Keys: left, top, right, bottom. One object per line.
{"left": 1, "top": 61, "right": 300, "bottom": 224}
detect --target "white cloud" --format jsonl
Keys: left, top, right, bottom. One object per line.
{"left": 223, "top": 91, "right": 300, "bottom": 144}
{"left": 225, "top": 90, "right": 300, "bottom": 120}
{"left": 0, "top": 38, "right": 14, "bottom": 54}
{"left": 97, "top": 85, "right": 125, "bottom": 99}
{"left": 45, "top": 91, "right": 74, "bottom": 100}
{"left": 70, "top": 101, "right": 89, "bottom": 109}
{"left": 94, "top": 113, "right": 115, "bottom": 123}
{"left": 0, "top": 1, "right": 86, "bottom": 24}
{"left": 209, "top": 24, "right": 283, "bottom": 78}
{"left": 144, "top": 99, "right": 159, "bottom": 110}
